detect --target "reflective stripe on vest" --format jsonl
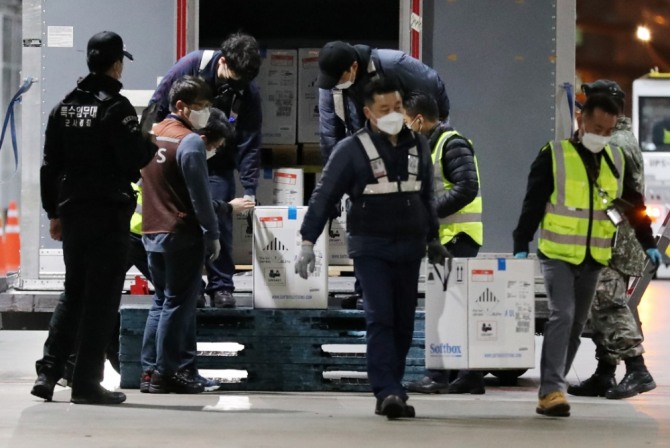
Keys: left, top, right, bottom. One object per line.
{"left": 538, "top": 140, "right": 624, "bottom": 265}
{"left": 129, "top": 182, "right": 143, "bottom": 236}
{"left": 432, "top": 130, "right": 483, "bottom": 245}
{"left": 356, "top": 131, "right": 422, "bottom": 194}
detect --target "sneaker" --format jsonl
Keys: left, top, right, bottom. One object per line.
{"left": 606, "top": 370, "right": 656, "bottom": 400}
{"left": 567, "top": 373, "right": 615, "bottom": 397}
{"left": 183, "top": 368, "right": 222, "bottom": 392}
{"left": 71, "top": 387, "right": 126, "bottom": 405}
{"left": 139, "top": 369, "right": 153, "bottom": 393}
{"left": 536, "top": 391, "right": 570, "bottom": 417}
{"left": 212, "top": 290, "right": 236, "bottom": 308}
{"left": 31, "top": 373, "right": 58, "bottom": 401}
{"left": 405, "top": 376, "right": 450, "bottom": 394}
{"left": 149, "top": 370, "right": 204, "bottom": 394}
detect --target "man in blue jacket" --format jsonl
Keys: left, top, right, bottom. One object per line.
{"left": 317, "top": 40, "right": 449, "bottom": 162}
{"left": 296, "top": 79, "right": 448, "bottom": 420}
{"left": 317, "top": 41, "right": 450, "bottom": 309}
{"left": 147, "top": 33, "right": 262, "bottom": 309}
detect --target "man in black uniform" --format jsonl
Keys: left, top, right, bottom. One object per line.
{"left": 295, "top": 79, "right": 447, "bottom": 420}
{"left": 32, "top": 31, "right": 156, "bottom": 404}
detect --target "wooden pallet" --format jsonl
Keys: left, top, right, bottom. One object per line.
{"left": 119, "top": 306, "right": 425, "bottom": 391}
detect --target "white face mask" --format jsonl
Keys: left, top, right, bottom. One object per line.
{"left": 189, "top": 107, "right": 211, "bottom": 130}
{"left": 335, "top": 71, "right": 354, "bottom": 90}
{"left": 581, "top": 132, "right": 610, "bottom": 153}
{"left": 375, "top": 111, "right": 405, "bottom": 136}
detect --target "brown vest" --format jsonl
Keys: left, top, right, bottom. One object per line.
{"left": 141, "top": 118, "right": 199, "bottom": 235}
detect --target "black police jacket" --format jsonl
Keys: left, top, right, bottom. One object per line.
{"left": 41, "top": 73, "right": 157, "bottom": 219}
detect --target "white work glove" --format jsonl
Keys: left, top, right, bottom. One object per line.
{"left": 206, "top": 239, "right": 221, "bottom": 261}
{"left": 295, "top": 243, "right": 316, "bottom": 279}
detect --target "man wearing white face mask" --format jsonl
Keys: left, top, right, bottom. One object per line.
{"left": 296, "top": 79, "right": 447, "bottom": 419}
{"left": 140, "top": 76, "right": 232, "bottom": 394}
{"left": 513, "top": 93, "right": 661, "bottom": 417}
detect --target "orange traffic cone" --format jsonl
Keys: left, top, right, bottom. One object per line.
{"left": 0, "top": 215, "right": 7, "bottom": 279}
{"left": 5, "top": 201, "right": 20, "bottom": 273}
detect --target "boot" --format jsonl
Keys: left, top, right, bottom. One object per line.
{"left": 606, "top": 370, "right": 656, "bottom": 399}
{"left": 567, "top": 373, "right": 616, "bottom": 397}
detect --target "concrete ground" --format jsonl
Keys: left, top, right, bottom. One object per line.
{"left": 1, "top": 282, "right": 669, "bottom": 448}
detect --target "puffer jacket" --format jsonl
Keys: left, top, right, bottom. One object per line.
{"left": 318, "top": 45, "right": 450, "bottom": 163}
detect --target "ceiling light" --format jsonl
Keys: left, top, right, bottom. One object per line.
{"left": 637, "top": 25, "right": 652, "bottom": 42}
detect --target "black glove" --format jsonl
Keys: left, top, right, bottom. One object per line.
{"left": 427, "top": 239, "right": 450, "bottom": 265}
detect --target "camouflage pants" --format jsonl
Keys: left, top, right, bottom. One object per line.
{"left": 590, "top": 267, "right": 644, "bottom": 365}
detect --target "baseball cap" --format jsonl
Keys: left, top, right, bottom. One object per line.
{"left": 87, "top": 31, "right": 133, "bottom": 70}
{"left": 581, "top": 80, "right": 624, "bottom": 99}
{"left": 317, "top": 41, "right": 357, "bottom": 89}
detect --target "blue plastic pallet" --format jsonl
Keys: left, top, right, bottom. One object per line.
{"left": 119, "top": 305, "right": 426, "bottom": 391}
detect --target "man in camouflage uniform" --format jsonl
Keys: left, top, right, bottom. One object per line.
{"left": 567, "top": 80, "right": 656, "bottom": 400}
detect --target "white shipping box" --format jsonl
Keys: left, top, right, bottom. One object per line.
{"left": 315, "top": 173, "right": 351, "bottom": 266}
{"left": 297, "top": 48, "right": 321, "bottom": 143}
{"left": 253, "top": 206, "right": 328, "bottom": 308}
{"left": 257, "top": 49, "right": 297, "bottom": 144}
{"left": 272, "top": 168, "right": 304, "bottom": 205}
{"left": 425, "top": 258, "right": 535, "bottom": 369}
{"left": 231, "top": 169, "right": 275, "bottom": 266}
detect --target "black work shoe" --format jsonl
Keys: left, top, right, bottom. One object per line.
{"left": 212, "top": 290, "right": 236, "bottom": 308}
{"left": 31, "top": 373, "right": 58, "bottom": 401}
{"left": 71, "top": 388, "right": 126, "bottom": 405}
{"left": 567, "top": 373, "right": 616, "bottom": 397}
{"left": 447, "top": 374, "right": 485, "bottom": 394}
{"left": 139, "top": 369, "right": 153, "bottom": 393}
{"left": 149, "top": 371, "right": 204, "bottom": 394}
{"left": 606, "top": 370, "right": 656, "bottom": 400}
{"left": 378, "top": 395, "right": 411, "bottom": 420}
{"left": 405, "top": 376, "right": 450, "bottom": 394}
{"left": 341, "top": 295, "right": 364, "bottom": 310}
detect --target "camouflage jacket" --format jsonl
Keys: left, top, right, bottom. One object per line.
{"left": 609, "top": 117, "right": 646, "bottom": 277}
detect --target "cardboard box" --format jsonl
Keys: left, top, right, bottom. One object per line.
{"left": 257, "top": 49, "right": 297, "bottom": 144}
{"left": 253, "top": 206, "right": 328, "bottom": 308}
{"left": 315, "top": 173, "right": 351, "bottom": 265}
{"left": 231, "top": 169, "right": 274, "bottom": 265}
{"left": 297, "top": 48, "right": 321, "bottom": 143}
{"left": 425, "top": 257, "right": 535, "bottom": 369}
{"left": 232, "top": 168, "right": 304, "bottom": 265}
{"left": 272, "top": 168, "right": 304, "bottom": 206}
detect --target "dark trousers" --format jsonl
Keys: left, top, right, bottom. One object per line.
{"left": 141, "top": 241, "right": 204, "bottom": 375}
{"left": 205, "top": 171, "right": 235, "bottom": 294}
{"left": 427, "top": 233, "right": 481, "bottom": 383}
{"left": 355, "top": 256, "right": 422, "bottom": 400}
{"left": 46, "top": 232, "right": 150, "bottom": 378}
{"left": 36, "top": 204, "right": 132, "bottom": 395}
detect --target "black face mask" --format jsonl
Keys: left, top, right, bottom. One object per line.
{"left": 222, "top": 77, "right": 248, "bottom": 93}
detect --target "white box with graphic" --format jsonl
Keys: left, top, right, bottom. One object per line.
{"left": 231, "top": 169, "right": 275, "bottom": 265}
{"left": 297, "top": 48, "right": 321, "bottom": 143}
{"left": 315, "top": 173, "right": 351, "bottom": 266}
{"left": 425, "top": 257, "right": 535, "bottom": 369}
{"left": 253, "top": 206, "right": 328, "bottom": 309}
{"left": 272, "top": 168, "right": 304, "bottom": 205}
{"left": 257, "top": 49, "right": 297, "bottom": 144}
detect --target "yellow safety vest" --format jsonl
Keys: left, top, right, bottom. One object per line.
{"left": 129, "top": 182, "right": 143, "bottom": 236}
{"left": 432, "top": 130, "right": 483, "bottom": 246}
{"left": 538, "top": 140, "right": 624, "bottom": 265}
